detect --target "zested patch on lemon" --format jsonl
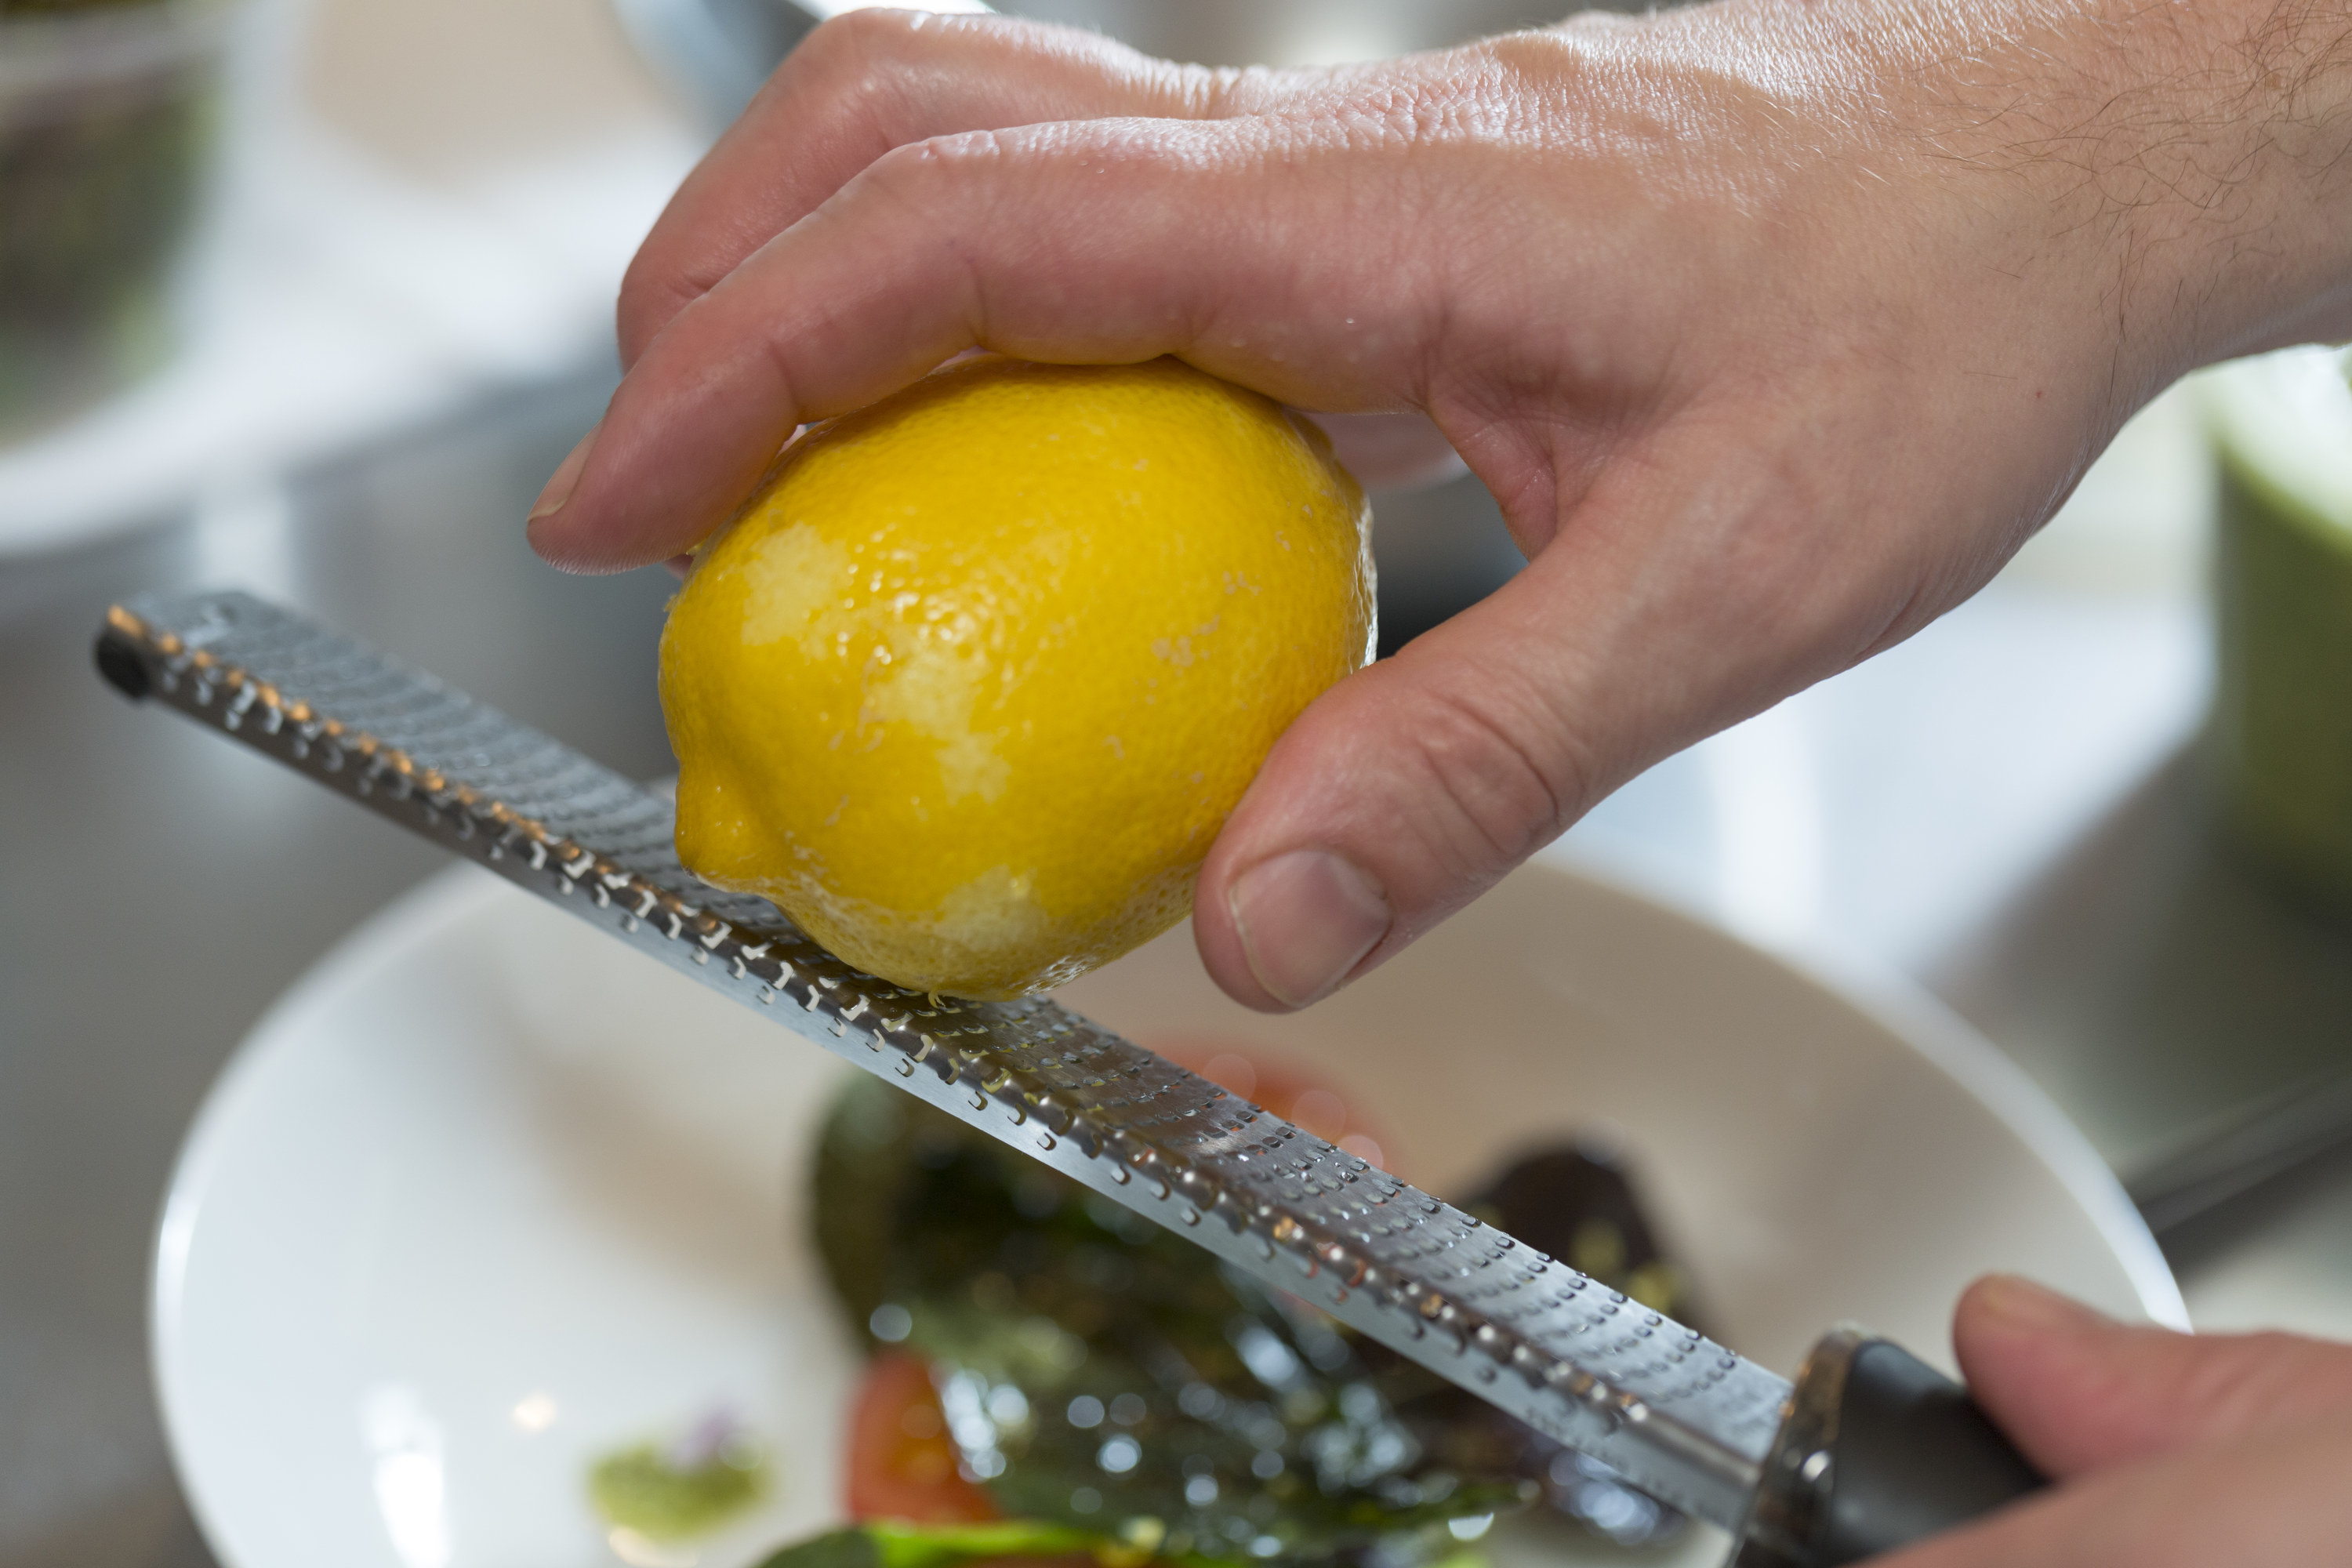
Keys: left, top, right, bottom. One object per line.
{"left": 661, "top": 356, "right": 1374, "bottom": 1000}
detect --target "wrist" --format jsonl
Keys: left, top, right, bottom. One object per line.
{"left": 1860, "top": 0, "right": 2352, "bottom": 380}
{"left": 1618, "top": 0, "right": 2352, "bottom": 401}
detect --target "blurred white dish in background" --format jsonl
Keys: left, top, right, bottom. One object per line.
{"left": 154, "top": 858, "right": 2180, "bottom": 1568}
{"left": 0, "top": 0, "right": 700, "bottom": 558}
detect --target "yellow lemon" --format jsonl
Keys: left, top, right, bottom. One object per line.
{"left": 661, "top": 355, "right": 1374, "bottom": 1000}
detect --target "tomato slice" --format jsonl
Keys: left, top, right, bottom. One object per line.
{"left": 846, "top": 1353, "right": 997, "bottom": 1524}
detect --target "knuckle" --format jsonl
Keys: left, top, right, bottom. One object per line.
{"left": 615, "top": 254, "right": 660, "bottom": 332}
{"left": 798, "top": 5, "right": 929, "bottom": 74}
{"left": 866, "top": 126, "right": 1011, "bottom": 200}
{"left": 792, "top": 7, "right": 1025, "bottom": 109}
{"left": 1391, "top": 673, "right": 1584, "bottom": 873}
{"left": 615, "top": 238, "right": 701, "bottom": 358}
{"left": 853, "top": 132, "right": 1008, "bottom": 313}
{"left": 1477, "top": 27, "right": 1581, "bottom": 85}
{"left": 780, "top": 11, "right": 930, "bottom": 137}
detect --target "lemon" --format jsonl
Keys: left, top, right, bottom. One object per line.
{"left": 660, "top": 356, "right": 1374, "bottom": 1000}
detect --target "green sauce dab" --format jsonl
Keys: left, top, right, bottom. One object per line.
{"left": 590, "top": 1416, "right": 772, "bottom": 1542}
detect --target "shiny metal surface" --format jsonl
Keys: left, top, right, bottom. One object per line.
{"left": 98, "top": 589, "right": 1793, "bottom": 1533}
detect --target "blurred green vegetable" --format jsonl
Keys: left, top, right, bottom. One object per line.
{"left": 0, "top": 0, "right": 227, "bottom": 439}
{"left": 2206, "top": 346, "right": 2352, "bottom": 908}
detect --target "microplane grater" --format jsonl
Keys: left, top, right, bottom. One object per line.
{"left": 96, "top": 590, "right": 1800, "bottom": 1537}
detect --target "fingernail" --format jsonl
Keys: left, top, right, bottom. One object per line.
{"left": 528, "top": 422, "right": 601, "bottom": 525}
{"left": 1978, "top": 1275, "right": 2111, "bottom": 1333}
{"left": 1228, "top": 850, "right": 1390, "bottom": 1008}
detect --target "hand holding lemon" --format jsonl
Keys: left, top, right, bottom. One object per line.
{"left": 536, "top": 3, "right": 2352, "bottom": 1021}
{"left": 661, "top": 357, "right": 1373, "bottom": 999}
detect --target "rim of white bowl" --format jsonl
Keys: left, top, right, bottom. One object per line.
{"left": 150, "top": 868, "right": 508, "bottom": 1568}
{"left": 1548, "top": 855, "right": 2186, "bottom": 1331}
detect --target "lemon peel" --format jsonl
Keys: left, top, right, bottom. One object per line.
{"left": 661, "top": 355, "right": 1374, "bottom": 999}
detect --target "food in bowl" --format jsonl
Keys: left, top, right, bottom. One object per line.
{"left": 731, "top": 1049, "right": 1705, "bottom": 1568}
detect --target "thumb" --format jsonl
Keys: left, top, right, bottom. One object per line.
{"left": 1191, "top": 401, "right": 1881, "bottom": 1012}
{"left": 1192, "top": 535, "right": 1610, "bottom": 1011}
{"left": 1955, "top": 1274, "right": 2352, "bottom": 1478}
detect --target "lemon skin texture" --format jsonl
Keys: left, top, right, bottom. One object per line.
{"left": 660, "top": 356, "right": 1374, "bottom": 1000}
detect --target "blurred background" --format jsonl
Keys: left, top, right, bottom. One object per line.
{"left": 2, "top": 1, "right": 2348, "bottom": 1564}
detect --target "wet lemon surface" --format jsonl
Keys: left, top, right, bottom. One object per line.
{"left": 662, "top": 356, "right": 1374, "bottom": 998}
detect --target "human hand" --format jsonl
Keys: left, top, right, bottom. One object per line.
{"left": 528, "top": 2, "right": 2352, "bottom": 1011}
{"left": 1882, "top": 1276, "right": 2352, "bottom": 1566}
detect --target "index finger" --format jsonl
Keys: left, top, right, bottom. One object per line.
{"left": 618, "top": 9, "right": 1225, "bottom": 365}
{"left": 535, "top": 112, "right": 1443, "bottom": 572}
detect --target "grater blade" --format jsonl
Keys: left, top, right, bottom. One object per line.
{"left": 96, "top": 589, "right": 1791, "bottom": 1533}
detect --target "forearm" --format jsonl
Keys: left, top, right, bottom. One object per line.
{"left": 1565, "top": 0, "right": 2352, "bottom": 401}
{"left": 1902, "top": 0, "right": 2352, "bottom": 368}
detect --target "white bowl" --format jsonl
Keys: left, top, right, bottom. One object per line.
{"left": 153, "top": 858, "right": 2180, "bottom": 1568}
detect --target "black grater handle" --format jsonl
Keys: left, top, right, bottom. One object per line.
{"left": 1733, "top": 1328, "right": 2046, "bottom": 1566}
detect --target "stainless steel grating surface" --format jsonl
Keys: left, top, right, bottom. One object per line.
{"left": 98, "top": 588, "right": 1795, "bottom": 1531}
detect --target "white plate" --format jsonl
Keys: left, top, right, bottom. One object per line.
{"left": 154, "top": 858, "right": 2183, "bottom": 1568}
